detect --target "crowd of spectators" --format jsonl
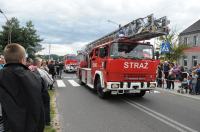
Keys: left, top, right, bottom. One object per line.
{"left": 0, "top": 43, "right": 64, "bottom": 131}
{"left": 157, "top": 61, "right": 200, "bottom": 95}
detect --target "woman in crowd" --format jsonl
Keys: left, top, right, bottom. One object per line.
{"left": 167, "top": 64, "right": 176, "bottom": 90}
{"left": 157, "top": 63, "right": 163, "bottom": 88}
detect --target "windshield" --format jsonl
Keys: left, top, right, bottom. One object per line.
{"left": 66, "top": 56, "right": 77, "bottom": 60}
{"left": 110, "top": 43, "right": 154, "bottom": 59}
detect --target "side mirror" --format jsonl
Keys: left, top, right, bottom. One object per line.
{"left": 99, "top": 48, "right": 106, "bottom": 58}
{"left": 155, "top": 51, "right": 160, "bottom": 60}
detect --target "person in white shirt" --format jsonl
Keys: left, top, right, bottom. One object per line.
{"left": 34, "top": 58, "right": 54, "bottom": 87}
{"left": 33, "top": 57, "right": 53, "bottom": 125}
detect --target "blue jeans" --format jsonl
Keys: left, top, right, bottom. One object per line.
{"left": 192, "top": 83, "right": 196, "bottom": 93}
{"left": 195, "top": 79, "right": 200, "bottom": 93}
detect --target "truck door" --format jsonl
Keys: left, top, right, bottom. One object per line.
{"left": 91, "top": 47, "right": 108, "bottom": 81}
{"left": 99, "top": 46, "right": 108, "bottom": 70}
{"left": 91, "top": 48, "right": 99, "bottom": 77}
{"left": 99, "top": 46, "right": 109, "bottom": 82}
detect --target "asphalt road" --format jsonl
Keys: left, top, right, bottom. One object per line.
{"left": 56, "top": 73, "right": 200, "bottom": 132}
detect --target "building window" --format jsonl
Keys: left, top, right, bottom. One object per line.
{"left": 183, "top": 56, "right": 188, "bottom": 67}
{"left": 184, "top": 37, "right": 188, "bottom": 45}
{"left": 192, "top": 56, "right": 198, "bottom": 66}
{"left": 193, "top": 36, "right": 197, "bottom": 46}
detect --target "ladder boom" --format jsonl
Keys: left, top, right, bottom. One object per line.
{"left": 86, "top": 14, "right": 170, "bottom": 52}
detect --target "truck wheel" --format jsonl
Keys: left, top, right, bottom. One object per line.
{"left": 96, "top": 79, "right": 108, "bottom": 99}
{"left": 135, "top": 91, "right": 146, "bottom": 97}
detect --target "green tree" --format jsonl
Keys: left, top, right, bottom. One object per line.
{"left": 158, "top": 29, "right": 188, "bottom": 62}
{"left": 164, "top": 44, "right": 188, "bottom": 62}
{"left": 21, "top": 21, "right": 43, "bottom": 58}
{"left": 0, "top": 17, "right": 21, "bottom": 48}
{"left": 37, "top": 54, "right": 64, "bottom": 61}
{"left": 0, "top": 17, "right": 43, "bottom": 58}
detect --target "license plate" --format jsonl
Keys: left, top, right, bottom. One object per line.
{"left": 130, "top": 90, "right": 140, "bottom": 93}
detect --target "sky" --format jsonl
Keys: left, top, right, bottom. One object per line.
{"left": 0, "top": 0, "right": 200, "bottom": 55}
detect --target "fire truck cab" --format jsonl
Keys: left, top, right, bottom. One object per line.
{"left": 77, "top": 39, "right": 159, "bottom": 98}
{"left": 64, "top": 54, "right": 78, "bottom": 72}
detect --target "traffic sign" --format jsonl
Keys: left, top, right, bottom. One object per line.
{"left": 161, "top": 41, "right": 170, "bottom": 53}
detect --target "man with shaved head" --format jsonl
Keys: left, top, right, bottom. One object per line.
{"left": 0, "top": 43, "right": 47, "bottom": 132}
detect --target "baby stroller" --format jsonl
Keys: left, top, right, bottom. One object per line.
{"left": 178, "top": 72, "right": 190, "bottom": 94}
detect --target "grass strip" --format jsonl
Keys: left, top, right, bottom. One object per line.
{"left": 44, "top": 90, "right": 57, "bottom": 132}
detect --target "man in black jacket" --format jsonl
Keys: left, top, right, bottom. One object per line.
{"left": 48, "top": 60, "right": 56, "bottom": 90}
{"left": 0, "top": 43, "right": 48, "bottom": 132}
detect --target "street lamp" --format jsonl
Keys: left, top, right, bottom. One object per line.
{"left": 107, "top": 20, "right": 121, "bottom": 28}
{"left": 48, "top": 44, "right": 51, "bottom": 61}
{"left": 0, "top": 9, "right": 12, "bottom": 44}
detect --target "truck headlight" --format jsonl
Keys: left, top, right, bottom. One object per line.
{"left": 66, "top": 65, "right": 70, "bottom": 69}
{"left": 111, "top": 84, "right": 119, "bottom": 88}
{"left": 150, "top": 82, "right": 156, "bottom": 88}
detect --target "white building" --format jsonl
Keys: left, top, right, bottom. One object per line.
{"left": 179, "top": 19, "right": 200, "bottom": 69}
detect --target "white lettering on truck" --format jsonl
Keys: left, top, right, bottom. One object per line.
{"left": 124, "top": 62, "right": 149, "bottom": 69}
{"left": 124, "top": 62, "right": 129, "bottom": 68}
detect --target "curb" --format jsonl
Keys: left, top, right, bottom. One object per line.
{"left": 156, "top": 88, "right": 200, "bottom": 101}
{"left": 52, "top": 90, "right": 61, "bottom": 132}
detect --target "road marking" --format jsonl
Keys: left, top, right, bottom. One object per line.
{"left": 56, "top": 80, "right": 66, "bottom": 87}
{"left": 153, "top": 90, "right": 160, "bottom": 93}
{"left": 68, "top": 80, "right": 80, "bottom": 87}
{"left": 123, "top": 98, "right": 198, "bottom": 132}
{"left": 146, "top": 90, "right": 160, "bottom": 94}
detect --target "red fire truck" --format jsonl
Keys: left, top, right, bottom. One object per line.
{"left": 63, "top": 54, "right": 78, "bottom": 72}
{"left": 77, "top": 14, "right": 170, "bottom": 98}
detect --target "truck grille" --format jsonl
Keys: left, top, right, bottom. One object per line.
{"left": 118, "top": 82, "right": 138, "bottom": 89}
{"left": 120, "top": 82, "right": 131, "bottom": 88}
{"left": 124, "top": 74, "right": 146, "bottom": 81}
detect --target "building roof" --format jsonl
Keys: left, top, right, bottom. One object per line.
{"left": 180, "top": 19, "right": 200, "bottom": 36}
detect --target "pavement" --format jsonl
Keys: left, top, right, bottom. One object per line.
{"left": 156, "top": 81, "right": 200, "bottom": 101}
{"left": 56, "top": 73, "right": 200, "bottom": 132}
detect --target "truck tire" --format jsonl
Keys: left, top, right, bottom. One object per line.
{"left": 135, "top": 91, "right": 146, "bottom": 97}
{"left": 96, "top": 79, "right": 109, "bottom": 99}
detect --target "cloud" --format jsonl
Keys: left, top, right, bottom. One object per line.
{"left": 1, "top": 0, "right": 200, "bottom": 55}
{"left": 37, "top": 42, "right": 87, "bottom": 56}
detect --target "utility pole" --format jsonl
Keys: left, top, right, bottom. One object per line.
{"left": 49, "top": 44, "right": 51, "bottom": 61}
{"left": 0, "top": 9, "right": 12, "bottom": 44}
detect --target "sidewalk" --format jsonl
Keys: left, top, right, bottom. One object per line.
{"left": 156, "top": 81, "right": 200, "bottom": 101}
